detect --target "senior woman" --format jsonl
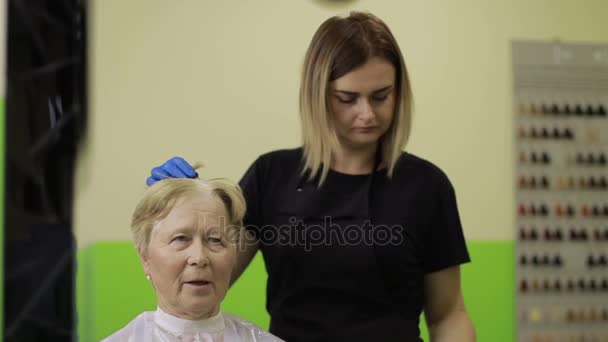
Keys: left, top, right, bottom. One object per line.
{"left": 103, "top": 178, "right": 283, "bottom": 341}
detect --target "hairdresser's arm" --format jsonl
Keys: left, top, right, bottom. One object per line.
{"left": 230, "top": 239, "right": 259, "bottom": 286}
{"left": 423, "top": 266, "right": 476, "bottom": 342}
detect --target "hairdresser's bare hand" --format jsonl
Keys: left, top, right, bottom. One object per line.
{"left": 146, "top": 157, "right": 198, "bottom": 186}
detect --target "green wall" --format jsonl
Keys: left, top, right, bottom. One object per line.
{"left": 77, "top": 241, "right": 514, "bottom": 342}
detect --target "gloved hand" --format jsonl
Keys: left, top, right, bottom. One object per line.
{"left": 146, "top": 157, "right": 198, "bottom": 186}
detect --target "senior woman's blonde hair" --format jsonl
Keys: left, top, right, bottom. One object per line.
{"left": 300, "top": 11, "right": 413, "bottom": 184}
{"left": 130, "top": 178, "right": 246, "bottom": 252}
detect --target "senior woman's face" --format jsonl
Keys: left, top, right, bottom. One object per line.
{"left": 141, "top": 193, "right": 237, "bottom": 320}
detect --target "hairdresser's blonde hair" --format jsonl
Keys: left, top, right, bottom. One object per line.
{"left": 300, "top": 11, "right": 413, "bottom": 184}
{"left": 130, "top": 178, "right": 246, "bottom": 251}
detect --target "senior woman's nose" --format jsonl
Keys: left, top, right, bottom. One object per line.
{"left": 187, "top": 240, "right": 210, "bottom": 267}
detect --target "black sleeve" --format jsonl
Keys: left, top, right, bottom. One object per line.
{"left": 238, "top": 156, "right": 265, "bottom": 239}
{"left": 423, "top": 172, "right": 471, "bottom": 273}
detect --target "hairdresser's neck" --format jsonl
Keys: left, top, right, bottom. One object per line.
{"left": 331, "top": 142, "right": 377, "bottom": 175}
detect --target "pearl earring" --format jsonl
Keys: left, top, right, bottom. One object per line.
{"left": 146, "top": 275, "right": 151, "bottom": 281}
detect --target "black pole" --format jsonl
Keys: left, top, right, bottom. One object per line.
{"left": 4, "top": 0, "right": 87, "bottom": 340}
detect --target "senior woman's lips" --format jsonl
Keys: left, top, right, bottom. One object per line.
{"left": 184, "top": 280, "right": 211, "bottom": 290}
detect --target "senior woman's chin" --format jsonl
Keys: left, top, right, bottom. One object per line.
{"left": 179, "top": 300, "right": 220, "bottom": 319}
{"left": 182, "top": 287, "right": 223, "bottom": 310}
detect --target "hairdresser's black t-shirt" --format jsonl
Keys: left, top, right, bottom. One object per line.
{"left": 239, "top": 148, "right": 470, "bottom": 342}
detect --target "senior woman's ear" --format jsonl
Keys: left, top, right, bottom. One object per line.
{"left": 137, "top": 246, "right": 152, "bottom": 278}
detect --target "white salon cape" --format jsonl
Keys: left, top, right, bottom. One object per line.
{"left": 102, "top": 307, "right": 284, "bottom": 342}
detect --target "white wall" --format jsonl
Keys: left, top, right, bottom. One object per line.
{"left": 75, "top": 0, "right": 608, "bottom": 247}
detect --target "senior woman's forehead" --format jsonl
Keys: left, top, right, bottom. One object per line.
{"left": 155, "top": 194, "right": 228, "bottom": 232}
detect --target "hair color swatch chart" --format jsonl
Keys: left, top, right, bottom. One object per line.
{"left": 514, "top": 41, "right": 608, "bottom": 342}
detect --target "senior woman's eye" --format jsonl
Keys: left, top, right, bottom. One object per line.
{"left": 171, "top": 235, "right": 190, "bottom": 243}
{"left": 207, "top": 236, "right": 225, "bottom": 246}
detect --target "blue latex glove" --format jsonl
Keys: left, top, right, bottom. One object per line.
{"left": 146, "top": 157, "right": 198, "bottom": 186}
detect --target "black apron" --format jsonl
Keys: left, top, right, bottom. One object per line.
{"left": 261, "top": 152, "right": 424, "bottom": 341}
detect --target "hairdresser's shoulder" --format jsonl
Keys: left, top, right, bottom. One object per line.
{"left": 253, "top": 147, "right": 303, "bottom": 168}
{"left": 397, "top": 152, "right": 453, "bottom": 187}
